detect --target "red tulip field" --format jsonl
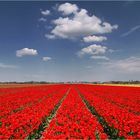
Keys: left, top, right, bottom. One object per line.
{"left": 0, "top": 84, "right": 140, "bottom": 139}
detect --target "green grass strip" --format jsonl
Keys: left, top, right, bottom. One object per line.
{"left": 76, "top": 89, "right": 125, "bottom": 140}
{"left": 26, "top": 88, "right": 71, "bottom": 140}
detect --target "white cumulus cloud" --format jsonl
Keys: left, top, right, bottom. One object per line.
{"left": 83, "top": 35, "right": 107, "bottom": 43}
{"left": 78, "top": 44, "right": 107, "bottom": 57}
{"left": 16, "top": 48, "right": 38, "bottom": 57}
{"left": 41, "top": 9, "right": 50, "bottom": 16}
{"left": 43, "top": 57, "right": 52, "bottom": 61}
{"left": 58, "top": 3, "right": 78, "bottom": 15}
{"left": 47, "top": 3, "right": 118, "bottom": 39}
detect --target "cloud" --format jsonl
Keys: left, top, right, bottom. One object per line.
{"left": 47, "top": 3, "right": 118, "bottom": 39}
{"left": 39, "top": 17, "right": 47, "bottom": 22}
{"left": 78, "top": 44, "right": 107, "bottom": 57}
{"left": 45, "top": 34, "right": 56, "bottom": 39}
{"left": 41, "top": 9, "right": 50, "bottom": 16}
{"left": 91, "top": 55, "right": 109, "bottom": 60}
{"left": 121, "top": 25, "right": 140, "bottom": 37}
{"left": 108, "top": 49, "right": 115, "bottom": 53}
{"left": 42, "top": 57, "right": 52, "bottom": 61}
{"left": 83, "top": 35, "right": 107, "bottom": 43}
{"left": 101, "top": 56, "right": 140, "bottom": 73}
{"left": 0, "top": 63, "right": 18, "bottom": 69}
{"left": 16, "top": 48, "right": 38, "bottom": 57}
{"left": 58, "top": 3, "right": 78, "bottom": 15}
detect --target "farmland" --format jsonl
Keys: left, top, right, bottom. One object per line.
{"left": 0, "top": 84, "right": 140, "bottom": 139}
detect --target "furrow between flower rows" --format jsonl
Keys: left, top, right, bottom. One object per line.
{"left": 26, "top": 87, "right": 71, "bottom": 139}
{"left": 82, "top": 85, "right": 140, "bottom": 115}
{"left": 41, "top": 87, "right": 108, "bottom": 139}
{"left": 77, "top": 90, "right": 122, "bottom": 139}
{"left": 0, "top": 87, "right": 64, "bottom": 119}
{"left": 0, "top": 85, "right": 69, "bottom": 139}
{"left": 77, "top": 85, "right": 140, "bottom": 139}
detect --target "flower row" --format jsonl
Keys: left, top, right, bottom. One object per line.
{"left": 0, "top": 85, "right": 69, "bottom": 139}
{"left": 77, "top": 84, "right": 140, "bottom": 139}
{"left": 42, "top": 87, "right": 108, "bottom": 139}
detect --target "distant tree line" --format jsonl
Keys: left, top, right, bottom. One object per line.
{"left": 102, "top": 80, "right": 140, "bottom": 84}
{"left": 0, "top": 80, "right": 140, "bottom": 84}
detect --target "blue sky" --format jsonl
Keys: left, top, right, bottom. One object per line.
{"left": 0, "top": 1, "right": 140, "bottom": 82}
